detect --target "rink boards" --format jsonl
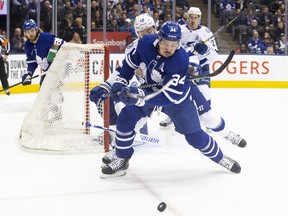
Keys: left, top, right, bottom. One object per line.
{"left": 2, "top": 53, "right": 288, "bottom": 94}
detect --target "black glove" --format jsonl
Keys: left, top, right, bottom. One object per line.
{"left": 22, "top": 71, "right": 33, "bottom": 86}
{"left": 194, "top": 43, "right": 208, "bottom": 55}
{"left": 90, "top": 82, "right": 111, "bottom": 105}
{"left": 119, "top": 86, "right": 146, "bottom": 106}
{"left": 110, "top": 75, "right": 129, "bottom": 102}
{"left": 188, "top": 63, "right": 203, "bottom": 79}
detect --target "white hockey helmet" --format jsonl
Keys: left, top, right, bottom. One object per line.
{"left": 134, "top": 13, "right": 155, "bottom": 37}
{"left": 187, "top": 7, "right": 202, "bottom": 20}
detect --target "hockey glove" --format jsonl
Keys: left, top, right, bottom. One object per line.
{"left": 120, "top": 86, "right": 146, "bottom": 106}
{"left": 22, "top": 71, "right": 33, "bottom": 86}
{"left": 110, "top": 75, "right": 129, "bottom": 102}
{"left": 188, "top": 63, "right": 203, "bottom": 79}
{"left": 194, "top": 43, "right": 209, "bottom": 55}
{"left": 90, "top": 82, "right": 111, "bottom": 105}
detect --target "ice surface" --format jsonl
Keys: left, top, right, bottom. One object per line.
{"left": 1, "top": 88, "right": 287, "bottom": 216}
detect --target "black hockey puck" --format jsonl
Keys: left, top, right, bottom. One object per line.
{"left": 157, "top": 202, "right": 167, "bottom": 212}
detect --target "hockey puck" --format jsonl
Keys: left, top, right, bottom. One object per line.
{"left": 157, "top": 202, "right": 167, "bottom": 212}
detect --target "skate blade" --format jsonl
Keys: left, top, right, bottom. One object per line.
{"left": 100, "top": 171, "right": 126, "bottom": 179}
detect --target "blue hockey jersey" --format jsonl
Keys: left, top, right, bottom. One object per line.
{"left": 24, "top": 32, "right": 65, "bottom": 74}
{"left": 119, "top": 34, "right": 191, "bottom": 106}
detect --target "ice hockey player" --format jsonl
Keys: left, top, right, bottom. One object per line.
{"left": 159, "top": 7, "right": 246, "bottom": 148}
{"left": 0, "top": 34, "right": 10, "bottom": 95}
{"left": 21, "top": 19, "right": 66, "bottom": 123}
{"left": 21, "top": 19, "right": 66, "bottom": 86}
{"left": 98, "top": 21, "right": 241, "bottom": 178}
{"left": 90, "top": 13, "right": 156, "bottom": 147}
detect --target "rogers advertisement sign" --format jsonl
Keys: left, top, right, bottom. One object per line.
{"left": 91, "top": 32, "right": 132, "bottom": 53}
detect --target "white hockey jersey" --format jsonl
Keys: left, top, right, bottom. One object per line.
{"left": 180, "top": 24, "right": 218, "bottom": 68}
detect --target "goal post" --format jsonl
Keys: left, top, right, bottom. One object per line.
{"left": 19, "top": 43, "right": 110, "bottom": 153}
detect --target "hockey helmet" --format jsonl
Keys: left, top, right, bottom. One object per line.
{"left": 187, "top": 7, "right": 202, "bottom": 20}
{"left": 134, "top": 14, "right": 155, "bottom": 37}
{"left": 158, "top": 21, "right": 181, "bottom": 42}
{"left": 23, "top": 19, "right": 37, "bottom": 32}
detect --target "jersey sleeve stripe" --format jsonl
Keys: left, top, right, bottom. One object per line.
{"left": 125, "top": 55, "right": 138, "bottom": 70}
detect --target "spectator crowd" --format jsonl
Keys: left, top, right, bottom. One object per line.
{"left": 1, "top": 0, "right": 189, "bottom": 52}
{"left": 0, "top": 0, "right": 287, "bottom": 55}
{"left": 213, "top": 0, "right": 287, "bottom": 54}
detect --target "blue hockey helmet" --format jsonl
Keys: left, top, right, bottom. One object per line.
{"left": 158, "top": 21, "right": 182, "bottom": 42}
{"left": 23, "top": 19, "right": 37, "bottom": 32}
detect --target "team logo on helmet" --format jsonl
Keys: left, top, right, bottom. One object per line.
{"left": 158, "top": 21, "right": 181, "bottom": 42}
{"left": 23, "top": 19, "right": 37, "bottom": 32}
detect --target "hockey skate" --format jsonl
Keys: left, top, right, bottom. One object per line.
{"left": 218, "top": 155, "right": 241, "bottom": 173}
{"left": 101, "top": 157, "right": 130, "bottom": 179}
{"left": 101, "top": 148, "right": 117, "bottom": 167}
{"left": 159, "top": 117, "right": 173, "bottom": 128}
{"left": 224, "top": 131, "right": 247, "bottom": 148}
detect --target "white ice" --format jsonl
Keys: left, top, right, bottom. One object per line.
{"left": 0, "top": 88, "right": 288, "bottom": 216}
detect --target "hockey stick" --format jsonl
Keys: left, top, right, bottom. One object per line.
{"left": 187, "top": 49, "right": 235, "bottom": 80}
{"left": 85, "top": 122, "right": 161, "bottom": 145}
{"left": 203, "top": 16, "right": 239, "bottom": 43}
{"left": 126, "top": 50, "right": 235, "bottom": 100}
{"left": 85, "top": 122, "right": 116, "bottom": 132}
{"left": 0, "top": 75, "right": 39, "bottom": 92}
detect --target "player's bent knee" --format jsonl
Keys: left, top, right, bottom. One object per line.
{"left": 199, "top": 110, "right": 222, "bottom": 129}
{"left": 185, "top": 130, "right": 209, "bottom": 149}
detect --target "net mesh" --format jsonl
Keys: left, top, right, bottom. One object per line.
{"left": 19, "top": 43, "right": 109, "bottom": 153}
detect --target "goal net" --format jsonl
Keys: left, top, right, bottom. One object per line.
{"left": 19, "top": 43, "right": 110, "bottom": 153}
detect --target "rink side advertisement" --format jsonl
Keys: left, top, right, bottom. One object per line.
{"left": 2, "top": 53, "right": 288, "bottom": 94}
